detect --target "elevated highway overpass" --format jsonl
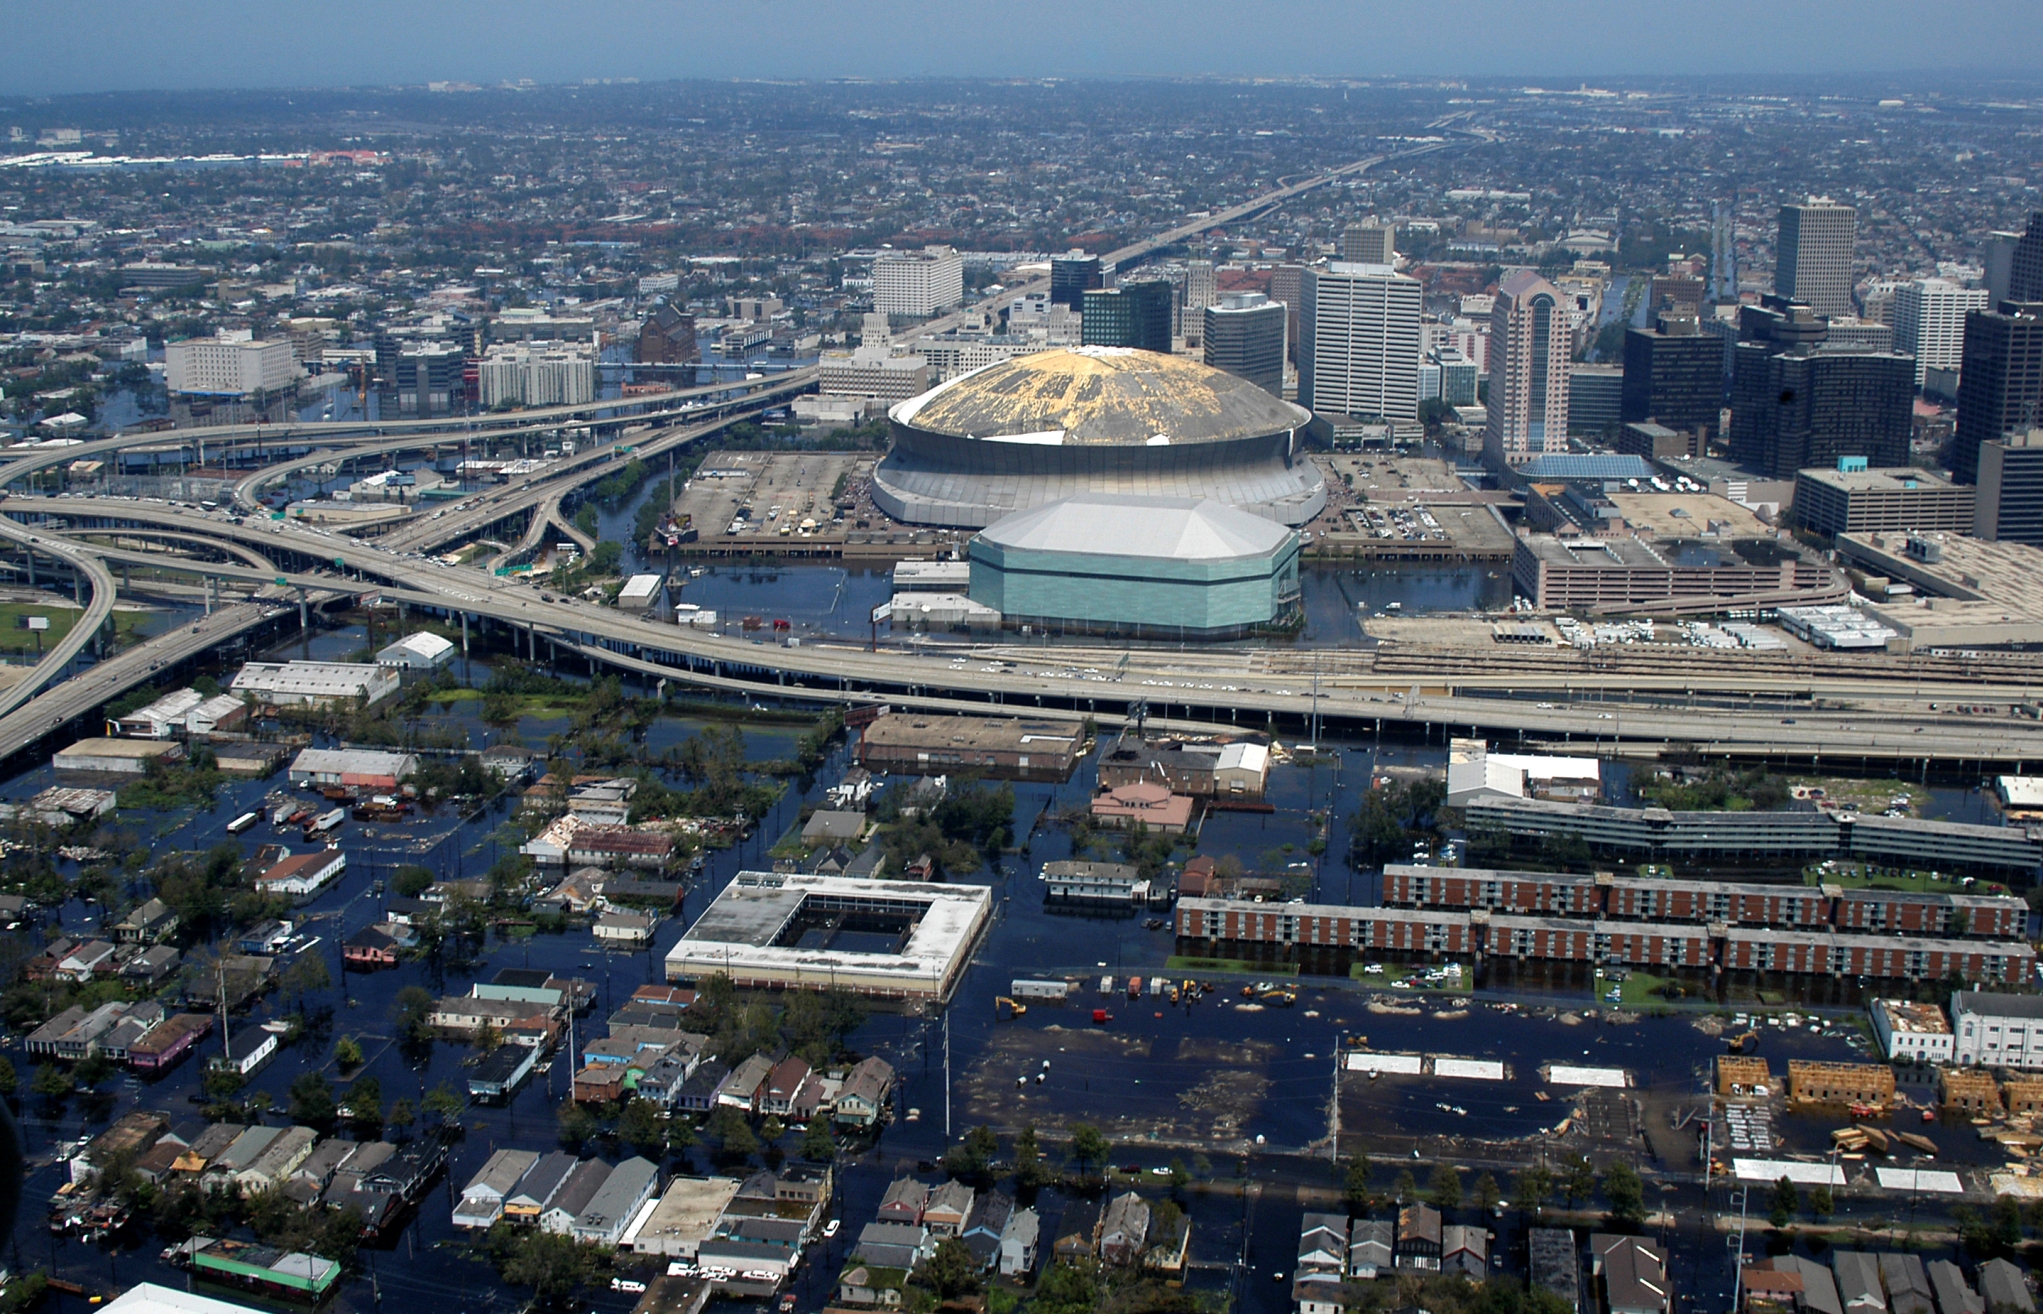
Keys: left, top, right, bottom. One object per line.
{"left": 11, "top": 494, "right": 2043, "bottom": 771}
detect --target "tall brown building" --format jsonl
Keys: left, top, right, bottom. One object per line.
{"left": 636, "top": 305, "right": 698, "bottom": 364}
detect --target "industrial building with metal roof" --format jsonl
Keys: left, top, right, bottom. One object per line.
{"left": 872, "top": 346, "right": 1325, "bottom": 528}
{"left": 966, "top": 493, "right": 1301, "bottom": 638}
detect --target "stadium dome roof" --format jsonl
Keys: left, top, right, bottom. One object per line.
{"left": 892, "top": 346, "right": 1309, "bottom": 447}
{"left": 977, "top": 494, "right": 1294, "bottom": 561}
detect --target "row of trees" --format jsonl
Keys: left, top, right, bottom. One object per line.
{"left": 1342, "top": 1151, "right": 1647, "bottom": 1231}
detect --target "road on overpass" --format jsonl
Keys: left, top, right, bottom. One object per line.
{"left": 15, "top": 494, "right": 2043, "bottom": 769}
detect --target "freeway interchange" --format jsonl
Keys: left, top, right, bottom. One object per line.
{"left": 10, "top": 486, "right": 2043, "bottom": 772}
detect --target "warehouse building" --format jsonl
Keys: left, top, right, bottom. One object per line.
{"left": 230, "top": 660, "right": 398, "bottom": 709}
{"left": 855, "top": 712, "right": 1084, "bottom": 780}
{"left": 968, "top": 494, "right": 1301, "bottom": 638}
{"left": 873, "top": 346, "right": 1325, "bottom": 529}
{"left": 375, "top": 632, "right": 455, "bottom": 670}
{"left": 287, "top": 748, "right": 418, "bottom": 789}
{"left": 665, "top": 873, "right": 991, "bottom": 1003}
{"left": 53, "top": 738, "right": 185, "bottom": 775}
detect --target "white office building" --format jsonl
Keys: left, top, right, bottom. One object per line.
{"left": 872, "top": 246, "right": 964, "bottom": 318}
{"left": 1952, "top": 991, "right": 2043, "bottom": 1070}
{"left": 1300, "top": 263, "right": 1423, "bottom": 422}
{"left": 1868, "top": 998, "right": 1956, "bottom": 1063}
{"left": 1892, "top": 278, "right": 1988, "bottom": 387}
{"left": 164, "top": 335, "right": 299, "bottom": 397}
{"left": 478, "top": 342, "right": 596, "bottom": 408}
{"left": 1776, "top": 198, "right": 1858, "bottom": 318}
{"left": 819, "top": 344, "right": 932, "bottom": 402}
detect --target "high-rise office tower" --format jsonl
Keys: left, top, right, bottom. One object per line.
{"left": 1341, "top": 223, "right": 1394, "bottom": 266}
{"left": 1203, "top": 292, "right": 1287, "bottom": 396}
{"left": 1729, "top": 298, "right": 1912, "bottom": 477}
{"left": 1892, "top": 279, "right": 1988, "bottom": 387}
{"left": 1621, "top": 310, "right": 1725, "bottom": 443}
{"left": 1776, "top": 198, "right": 1858, "bottom": 318}
{"left": 1050, "top": 253, "right": 1103, "bottom": 313}
{"left": 2011, "top": 214, "right": 2043, "bottom": 305}
{"left": 1977, "top": 429, "right": 2043, "bottom": 545}
{"left": 1183, "top": 260, "right": 1218, "bottom": 313}
{"left": 1951, "top": 302, "right": 2043, "bottom": 484}
{"left": 1985, "top": 228, "right": 2027, "bottom": 308}
{"left": 1483, "top": 271, "right": 1573, "bottom": 466}
{"left": 1267, "top": 264, "right": 1305, "bottom": 363}
{"left": 1081, "top": 281, "right": 1173, "bottom": 354}
{"left": 1299, "top": 263, "right": 1421, "bottom": 421}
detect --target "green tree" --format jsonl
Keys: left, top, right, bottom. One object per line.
{"left": 201, "top": 1066, "right": 245, "bottom": 1101}
{"left": 707, "top": 1105, "right": 757, "bottom": 1161}
{"left": 1513, "top": 1166, "right": 1553, "bottom": 1214}
{"left": 1769, "top": 1175, "right": 1799, "bottom": 1230}
{"left": 620, "top": 1099, "right": 666, "bottom": 1158}
{"left": 1561, "top": 1154, "right": 1598, "bottom": 1208}
{"left": 760, "top": 1115, "right": 786, "bottom": 1145}
{"left": 422, "top": 1083, "right": 466, "bottom": 1125}
{"left": 557, "top": 1099, "right": 597, "bottom": 1151}
{"left": 944, "top": 1124, "right": 999, "bottom": 1180}
{"left": 1604, "top": 1160, "right": 1646, "bottom": 1230}
{"left": 1809, "top": 1185, "right": 1833, "bottom": 1221}
{"left": 391, "top": 865, "right": 435, "bottom": 898}
{"left": 1427, "top": 1163, "right": 1464, "bottom": 1211}
{"left": 284, "top": 953, "right": 331, "bottom": 1005}
{"left": 1015, "top": 1125, "right": 1050, "bottom": 1190}
{"left": 289, "top": 1072, "right": 336, "bottom": 1127}
{"left": 1068, "top": 1124, "right": 1110, "bottom": 1178}
{"left": 74, "top": 1052, "right": 114, "bottom": 1088}
{"left": 0, "top": 1055, "right": 16, "bottom": 1097}
{"left": 30, "top": 1062, "right": 71, "bottom": 1105}
{"left": 343, "top": 1075, "right": 383, "bottom": 1130}
{"left": 801, "top": 1114, "right": 836, "bottom": 1163}
{"left": 1343, "top": 1153, "right": 1374, "bottom": 1213}
{"left": 924, "top": 1237, "right": 982, "bottom": 1301}
{"left": 1473, "top": 1172, "right": 1502, "bottom": 1214}
{"left": 387, "top": 1098, "right": 416, "bottom": 1140}
{"left": 334, "top": 1036, "right": 364, "bottom": 1070}
{"left": 498, "top": 1227, "right": 596, "bottom": 1307}
{"left": 1392, "top": 1168, "right": 1417, "bottom": 1204}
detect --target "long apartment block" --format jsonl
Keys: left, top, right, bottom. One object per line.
{"left": 1463, "top": 796, "right": 2043, "bottom": 875}
{"left": 1383, "top": 864, "right": 2027, "bottom": 939}
{"left": 1175, "top": 895, "right": 2035, "bottom": 981}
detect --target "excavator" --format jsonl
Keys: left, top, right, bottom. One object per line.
{"left": 1727, "top": 1030, "right": 1760, "bottom": 1054}
{"left": 994, "top": 996, "right": 1027, "bottom": 1020}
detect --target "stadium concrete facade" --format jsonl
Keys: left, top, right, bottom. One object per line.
{"left": 967, "top": 494, "right": 1301, "bottom": 639}
{"left": 872, "top": 346, "right": 1324, "bottom": 528}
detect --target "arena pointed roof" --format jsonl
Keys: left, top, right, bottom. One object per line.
{"left": 977, "top": 494, "right": 1293, "bottom": 561}
{"left": 892, "top": 346, "right": 1309, "bottom": 447}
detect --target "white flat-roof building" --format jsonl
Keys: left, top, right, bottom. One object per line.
{"left": 1953, "top": 992, "right": 2043, "bottom": 1070}
{"left": 165, "top": 336, "right": 299, "bottom": 397}
{"left": 1447, "top": 739, "right": 1602, "bottom": 808}
{"left": 666, "top": 872, "right": 991, "bottom": 1003}
{"left": 375, "top": 632, "right": 455, "bottom": 670}
{"left": 230, "top": 660, "right": 398, "bottom": 709}
{"left": 1869, "top": 998, "right": 1956, "bottom": 1063}
{"left": 873, "top": 246, "right": 963, "bottom": 318}
{"left": 617, "top": 575, "right": 664, "bottom": 609}
{"left": 287, "top": 748, "right": 417, "bottom": 788}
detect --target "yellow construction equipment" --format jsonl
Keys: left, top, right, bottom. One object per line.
{"left": 994, "top": 996, "right": 1027, "bottom": 1019}
{"left": 1728, "top": 1030, "right": 1760, "bottom": 1054}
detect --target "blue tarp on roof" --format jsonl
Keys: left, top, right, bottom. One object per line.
{"left": 1516, "top": 455, "right": 1655, "bottom": 481}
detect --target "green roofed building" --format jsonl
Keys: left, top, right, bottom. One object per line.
{"left": 967, "top": 494, "right": 1300, "bottom": 639}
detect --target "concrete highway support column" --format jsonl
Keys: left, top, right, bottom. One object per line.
{"left": 460, "top": 612, "right": 469, "bottom": 654}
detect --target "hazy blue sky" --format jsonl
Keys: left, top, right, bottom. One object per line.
{"left": 3, "top": 0, "right": 2038, "bottom": 97}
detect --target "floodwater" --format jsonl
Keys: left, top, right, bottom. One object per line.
{"left": 5, "top": 617, "right": 2018, "bottom": 1314}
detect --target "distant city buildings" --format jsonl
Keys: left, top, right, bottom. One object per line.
{"left": 1202, "top": 292, "right": 1287, "bottom": 396}
{"left": 1340, "top": 222, "right": 1394, "bottom": 265}
{"left": 1300, "top": 263, "right": 1421, "bottom": 422}
{"left": 636, "top": 305, "right": 698, "bottom": 364}
{"left": 1621, "top": 310, "right": 1724, "bottom": 447}
{"left": 1775, "top": 197, "right": 1858, "bottom": 317}
{"left": 479, "top": 342, "right": 596, "bottom": 409}
{"left": 1081, "top": 282, "right": 1173, "bottom": 354}
{"left": 1484, "top": 271, "right": 1573, "bottom": 466}
{"left": 1049, "top": 253, "right": 1102, "bottom": 313}
{"left": 1892, "top": 278, "right": 1987, "bottom": 387}
{"left": 872, "top": 246, "right": 963, "bottom": 318}
{"left": 1951, "top": 302, "right": 2043, "bottom": 484}
{"left": 164, "top": 334, "right": 298, "bottom": 397}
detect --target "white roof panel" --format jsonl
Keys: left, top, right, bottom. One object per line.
{"left": 978, "top": 494, "right": 1292, "bottom": 562}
